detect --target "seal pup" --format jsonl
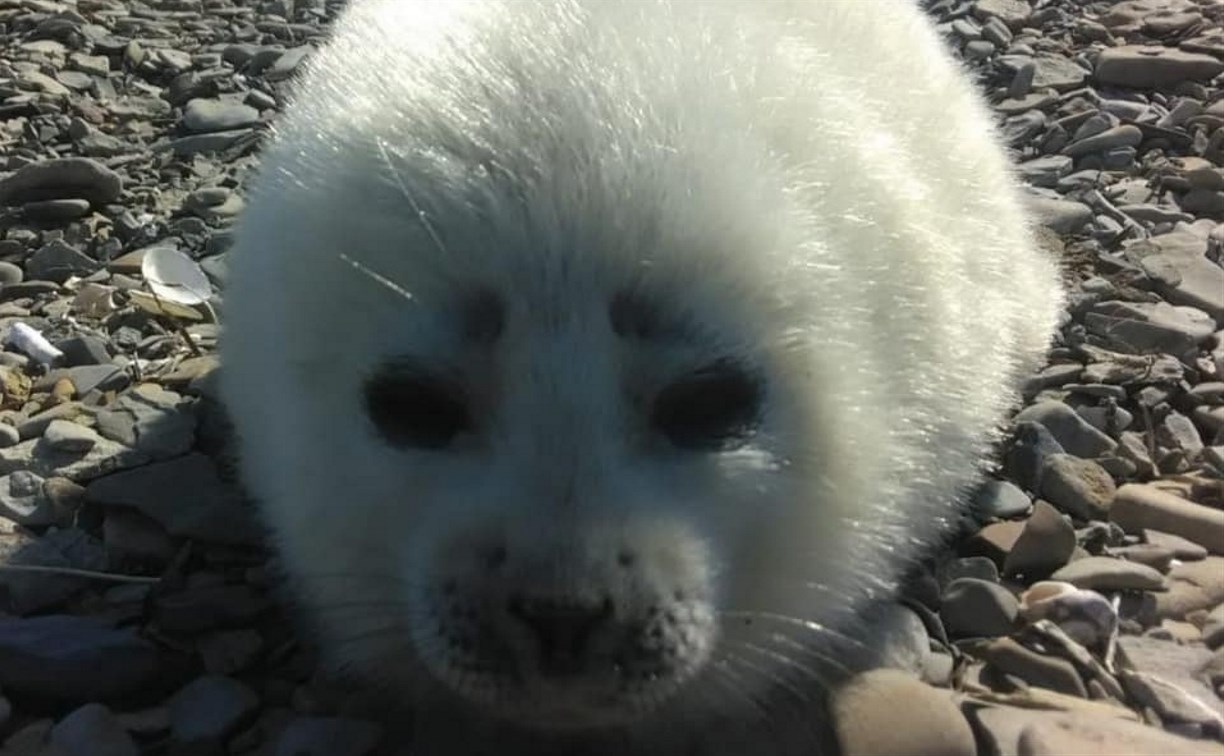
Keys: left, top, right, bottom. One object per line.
{"left": 220, "top": 0, "right": 1065, "bottom": 752}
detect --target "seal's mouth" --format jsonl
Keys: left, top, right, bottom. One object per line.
{"left": 415, "top": 582, "right": 719, "bottom": 729}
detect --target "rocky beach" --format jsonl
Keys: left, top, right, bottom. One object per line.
{"left": 0, "top": 0, "right": 1222, "bottom": 754}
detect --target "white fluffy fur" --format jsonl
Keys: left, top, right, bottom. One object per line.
{"left": 221, "top": 0, "right": 1064, "bottom": 752}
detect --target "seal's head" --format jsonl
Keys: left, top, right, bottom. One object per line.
{"left": 221, "top": 0, "right": 1061, "bottom": 739}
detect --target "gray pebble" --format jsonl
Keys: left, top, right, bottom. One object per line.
{"left": 1014, "top": 400, "right": 1117, "bottom": 458}
{"left": 1063, "top": 124, "right": 1142, "bottom": 158}
{"left": 0, "top": 615, "right": 172, "bottom": 702}
{"left": 170, "top": 675, "right": 261, "bottom": 744}
{"left": 1003, "top": 500, "right": 1076, "bottom": 580}
{"left": 0, "top": 262, "right": 23, "bottom": 286}
{"left": 972, "top": 479, "right": 1032, "bottom": 520}
{"left": 1096, "top": 46, "right": 1224, "bottom": 89}
{"left": 85, "top": 453, "right": 258, "bottom": 545}
{"left": 51, "top": 703, "right": 139, "bottom": 756}
{"left": 0, "top": 424, "right": 20, "bottom": 449}
{"left": 25, "top": 240, "right": 101, "bottom": 284}
{"left": 940, "top": 578, "right": 1019, "bottom": 639}
{"left": 1040, "top": 454, "right": 1117, "bottom": 521}
{"left": 0, "top": 157, "right": 123, "bottom": 207}
{"left": 182, "top": 98, "right": 262, "bottom": 134}
{"left": 41, "top": 420, "right": 99, "bottom": 454}
{"left": 1024, "top": 196, "right": 1093, "bottom": 234}
{"left": 22, "top": 198, "right": 92, "bottom": 223}
{"left": 1051, "top": 556, "right": 1168, "bottom": 592}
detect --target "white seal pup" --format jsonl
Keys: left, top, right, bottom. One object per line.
{"left": 220, "top": 0, "right": 1064, "bottom": 752}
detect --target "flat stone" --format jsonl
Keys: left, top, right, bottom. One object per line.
{"left": 1115, "top": 636, "right": 1222, "bottom": 726}
{"left": 973, "top": 479, "right": 1033, "bottom": 520}
{"left": 169, "top": 675, "right": 260, "bottom": 744}
{"left": 1018, "top": 155, "right": 1073, "bottom": 188}
{"left": 50, "top": 703, "right": 139, "bottom": 756}
{"left": 0, "top": 615, "right": 177, "bottom": 703}
{"left": 0, "top": 157, "right": 123, "bottom": 207}
{"left": 1145, "top": 530, "right": 1209, "bottom": 561}
{"left": 832, "top": 669, "right": 976, "bottom": 756}
{"left": 1126, "top": 232, "right": 1224, "bottom": 320}
{"left": 92, "top": 383, "right": 196, "bottom": 461}
{"left": 1084, "top": 300, "right": 1215, "bottom": 354}
{"left": 1025, "top": 196, "right": 1094, "bottom": 234}
{"left": 22, "top": 198, "right": 91, "bottom": 222}
{"left": 41, "top": 420, "right": 98, "bottom": 454}
{"left": 1063, "top": 125, "right": 1143, "bottom": 157}
{"left": 1155, "top": 558, "right": 1224, "bottom": 618}
{"left": 25, "top": 240, "right": 100, "bottom": 284}
{"left": 1120, "top": 670, "right": 1224, "bottom": 728}
{"left": 1096, "top": 45, "right": 1224, "bottom": 89}
{"left": 1004, "top": 500, "right": 1077, "bottom": 580}
{"left": 978, "top": 637, "right": 1088, "bottom": 697}
{"left": 1111, "top": 484, "right": 1224, "bottom": 555}
{"left": 941, "top": 578, "right": 1019, "bottom": 639}
{"left": 1031, "top": 54, "right": 1089, "bottom": 91}
{"left": 182, "top": 98, "right": 261, "bottom": 133}
{"left": 976, "top": 706, "right": 1224, "bottom": 755}
{"left": 1014, "top": 401, "right": 1117, "bottom": 458}
{"left": 1051, "top": 555, "right": 1167, "bottom": 592}
{"left": 0, "top": 435, "right": 148, "bottom": 483}
{"left": 84, "top": 453, "right": 260, "bottom": 545}
{"left": 1040, "top": 455, "right": 1117, "bottom": 520}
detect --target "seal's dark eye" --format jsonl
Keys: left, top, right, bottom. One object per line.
{"left": 364, "top": 367, "right": 470, "bottom": 449}
{"left": 652, "top": 362, "right": 761, "bottom": 450}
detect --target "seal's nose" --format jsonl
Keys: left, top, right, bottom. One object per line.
{"left": 507, "top": 594, "right": 614, "bottom": 676}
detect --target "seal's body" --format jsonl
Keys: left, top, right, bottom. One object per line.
{"left": 221, "top": 0, "right": 1064, "bottom": 752}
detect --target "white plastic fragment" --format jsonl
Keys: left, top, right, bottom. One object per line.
{"left": 5, "top": 322, "right": 63, "bottom": 365}
{"left": 140, "top": 246, "right": 212, "bottom": 306}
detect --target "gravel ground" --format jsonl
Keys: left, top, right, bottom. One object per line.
{"left": 0, "top": 0, "right": 1222, "bottom": 754}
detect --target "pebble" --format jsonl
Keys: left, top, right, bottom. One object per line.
{"left": 1146, "top": 530, "right": 1209, "bottom": 561}
{"left": 1085, "top": 300, "right": 1216, "bottom": 355}
{"left": 1111, "top": 484, "right": 1224, "bottom": 555}
{"left": 831, "top": 669, "right": 976, "bottom": 756}
{"left": 1050, "top": 556, "right": 1167, "bottom": 592}
{"left": 1063, "top": 124, "right": 1143, "bottom": 158}
{"left": 26, "top": 240, "right": 101, "bottom": 283}
{"left": 1025, "top": 196, "right": 1094, "bottom": 234}
{"left": 41, "top": 420, "right": 98, "bottom": 454}
{"left": 182, "top": 98, "right": 262, "bottom": 133}
{"left": 972, "top": 478, "right": 1033, "bottom": 520}
{"left": 84, "top": 453, "right": 259, "bottom": 545}
{"left": 1004, "top": 500, "right": 1077, "bottom": 579}
{"left": 978, "top": 707, "right": 1224, "bottom": 755}
{"left": 1040, "top": 454, "right": 1117, "bottom": 521}
{"left": 1095, "top": 46, "right": 1224, "bottom": 89}
{"left": 941, "top": 577, "right": 1019, "bottom": 639}
{"left": 1014, "top": 401, "right": 1117, "bottom": 458}
{"left": 0, "top": 157, "right": 123, "bottom": 207}
{"left": 1156, "top": 558, "right": 1224, "bottom": 618}
{"left": 50, "top": 703, "right": 139, "bottom": 756}
{"left": 169, "top": 675, "right": 261, "bottom": 745}
{"left": 1203, "top": 604, "right": 1224, "bottom": 649}
{"left": 0, "top": 615, "right": 177, "bottom": 703}
{"left": 978, "top": 637, "right": 1088, "bottom": 697}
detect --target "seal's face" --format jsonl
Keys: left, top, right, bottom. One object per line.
{"left": 235, "top": 124, "right": 863, "bottom": 730}
{"left": 341, "top": 194, "right": 821, "bottom": 726}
